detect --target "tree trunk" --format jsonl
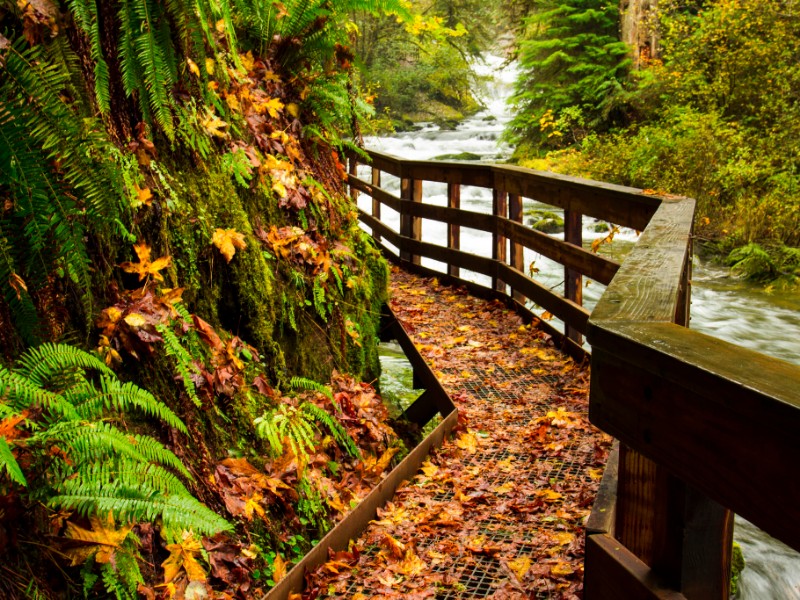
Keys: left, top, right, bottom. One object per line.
{"left": 619, "top": 0, "right": 659, "bottom": 68}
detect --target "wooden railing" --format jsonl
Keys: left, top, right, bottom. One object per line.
{"left": 348, "top": 149, "right": 800, "bottom": 599}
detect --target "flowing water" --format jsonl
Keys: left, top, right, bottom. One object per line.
{"left": 363, "top": 54, "right": 800, "bottom": 598}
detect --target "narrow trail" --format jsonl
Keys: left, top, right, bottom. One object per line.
{"left": 304, "top": 267, "right": 612, "bottom": 599}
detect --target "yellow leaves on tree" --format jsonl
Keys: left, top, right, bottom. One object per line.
{"left": 63, "top": 513, "right": 133, "bottom": 566}
{"left": 162, "top": 531, "right": 207, "bottom": 583}
{"left": 212, "top": 228, "right": 247, "bottom": 262}
{"left": 120, "top": 242, "right": 171, "bottom": 282}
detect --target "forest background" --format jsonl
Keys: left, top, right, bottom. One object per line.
{"left": 364, "top": 0, "right": 800, "bottom": 285}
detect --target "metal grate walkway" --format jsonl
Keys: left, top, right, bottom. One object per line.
{"left": 304, "top": 268, "right": 612, "bottom": 599}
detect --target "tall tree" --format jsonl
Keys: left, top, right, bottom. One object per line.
{"left": 507, "top": 0, "right": 631, "bottom": 149}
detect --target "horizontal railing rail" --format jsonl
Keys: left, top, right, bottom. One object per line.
{"left": 349, "top": 149, "right": 800, "bottom": 600}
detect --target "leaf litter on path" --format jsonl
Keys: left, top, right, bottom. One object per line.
{"left": 304, "top": 267, "right": 613, "bottom": 599}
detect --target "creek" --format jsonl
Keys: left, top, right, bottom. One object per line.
{"left": 361, "top": 54, "right": 800, "bottom": 598}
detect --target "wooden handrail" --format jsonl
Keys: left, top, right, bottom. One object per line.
{"left": 349, "top": 149, "right": 800, "bottom": 599}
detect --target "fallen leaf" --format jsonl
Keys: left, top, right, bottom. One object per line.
{"left": 63, "top": 513, "right": 133, "bottom": 566}
{"left": 455, "top": 431, "right": 478, "bottom": 454}
{"left": 120, "top": 242, "right": 171, "bottom": 282}
{"left": 212, "top": 228, "right": 247, "bottom": 262}
{"left": 163, "top": 531, "right": 207, "bottom": 583}
{"left": 273, "top": 552, "right": 287, "bottom": 583}
{"left": 508, "top": 556, "right": 531, "bottom": 581}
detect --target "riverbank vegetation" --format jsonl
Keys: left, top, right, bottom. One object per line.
{"left": 355, "top": 0, "right": 515, "bottom": 131}
{"left": 509, "top": 0, "right": 800, "bottom": 284}
{"left": 0, "top": 0, "right": 427, "bottom": 597}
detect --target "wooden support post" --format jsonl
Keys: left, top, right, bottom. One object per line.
{"left": 564, "top": 209, "right": 583, "bottom": 344}
{"left": 674, "top": 241, "right": 693, "bottom": 327}
{"left": 400, "top": 177, "right": 423, "bottom": 265}
{"left": 448, "top": 182, "right": 461, "bottom": 278}
{"left": 509, "top": 193, "right": 524, "bottom": 303}
{"left": 493, "top": 189, "right": 508, "bottom": 292}
{"left": 614, "top": 445, "right": 734, "bottom": 599}
{"left": 348, "top": 157, "right": 358, "bottom": 202}
{"left": 371, "top": 167, "right": 381, "bottom": 243}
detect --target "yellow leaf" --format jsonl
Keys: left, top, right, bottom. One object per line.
{"left": 536, "top": 489, "right": 563, "bottom": 502}
{"left": 64, "top": 513, "right": 133, "bottom": 566}
{"left": 273, "top": 553, "right": 287, "bottom": 583}
{"left": 133, "top": 184, "right": 152, "bottom": 207}
{"left": 201, "top": 109, "right": 228, "bottom": 138}
{"left": 215, "top": 19, "right": 226, "bottom": 33}
{"left": 272, "top": 180, "right": 287, "bottom": 198}
{"left": 120, "top": 242, "right": 171, "bottom": 282}
{"left": 286, "top": 103, "right": 299, "bottom": 118}
{"left": 553, "top": 531, "right": 575, "bottom": 546}
{"left": 239, "top": 50, "right": 255, "bottom": 73}
{"left": 420, "top": 460, "right": 438, "bottom": 479}
{"left": 226, "top": 93, "right": 241, "bottom": 112}
{"left": 455, "top": 431, "right": 478, "bottom": 454}
{"left": 244, "top": 491, "right": 266, "bottom": 520}
{"left": 551, "top": 561, "right": 574, "bottom": 577}
{"left": 508, "top": 556, "right": 531, "bottom": 581}
{"left": 163, "top": 531, "right": 206, "bottom": 583}
{"left": 263, "top": 70, "right": 281, "bottom": 83}
{"left": 212, "top": 228, "right": 247, "bottom": 262}
{"left": 123, "top": 313, "right": 148, "bottom": 328}
{"left": 259, "top": 97, "right": 284, "bottom": 118}
{"left": 205, "top": 57, "right": 215, "bottom": 74}
{"left": 493, "top": 481, "right": 514, "bottom": 495}
{"left": 396, "top": 548, "right": 426, "bottom": 576}
{"left": 186, "top": 58, "right": 200, "bottom": 77}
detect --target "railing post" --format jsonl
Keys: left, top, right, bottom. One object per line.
{"left": 564, "top": 209, "right": 583, "bottom": 344}
{"left": 493, "top": 189, "right": 508, "bottom": 292}
{"left": 509, "top": 193, "right": 524, "bottom": 303}
{"left": 348, "top": 156, "right": 358, "bottom": 202}
{"left": 371, "top": 166, "right": 381, "bottom": 244}
{"left": 448, "top": 182, "right": 461, "bottom": 279}
{"left": 400, "top": 177, "right": 422, "bottom": 265}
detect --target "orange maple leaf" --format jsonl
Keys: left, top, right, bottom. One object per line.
{"left": 212, "top": 228, "right": 247, "bottom": 262}
{"left": 120, "top": 242, "right": 171, "bottom": 282}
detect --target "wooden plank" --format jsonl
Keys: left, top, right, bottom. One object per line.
{"left": 508, "top": 193, "right": 525, "bottom": 302}
{"left": 587, "top": 441, "right": 619, "bottom": 536}
{"left": 448, "top": 182, "right": 461, "bottom": 278}
{"left": 589, "top": 199, "right": 695, "bottom": 324}
{"left": 492, "top": 165, "right": 660, "bottom": 230}
{"left": 564, "top": 208, "right": 583, "bottom": 344}
{"left": 493, "top": 189, "right": 508, "bottom": 292}
{"left": 584, "top": 534, "right": 687, "bottom": 600}
{"left": 348, "top": 174, "right": 402, "bottom": 212}
{"left": 588, "top": 325, "right": 800, "bottom": 552}
{"left": 371, "top": 167, "right": 381, "bottom": 243}
{"left": 497, "top": 263, "right": 590, "bottom": 334}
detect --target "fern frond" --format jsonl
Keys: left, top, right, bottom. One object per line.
{"left": 0, "top": 367, "right": 79, "bottom": 418}
{"left": 73, "top": 458, "right": 190, "bottom": 496}
{"left": 0, "top": 437, "right": 27, "bottom": 486}
{"left": 17, "top": 342, "right": 113, "bottom": 386}
{"left": 301, "top": 402, "right": 360, "bottom": 459}
{"left": 68, "top": 0, "right": 112, "bottom": 113}
{"left": 289, "top": 376, "right": 333, "bottom": 401}
{"left": 44, "top": 421, "right": 191, "bottom": 479}
{"left": 51, "top": 484, "right": 231, "bottom": 535}
{"left": 156, "top": 323, "right": 201, "bottom": 407}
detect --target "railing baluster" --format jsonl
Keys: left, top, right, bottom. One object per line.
{"left": 448, "top": 182, "right": 461, "bottom": 278}
{"left": 509, "top": 193, "right": 524, "bottom": 303}
{"left": 348, "top": 156, "right": 358, "bottom": 202}
{"left": 371, "top": 166, "right": 381, "bottom": 243}
{"left": 493, "top": 189, "right": 508, "bottom": 292}
{"left": 400, "top": 177, "right": 422, "bottom": 265}
{"left": 564, "top": 208, "right": 583, "bottom": 344}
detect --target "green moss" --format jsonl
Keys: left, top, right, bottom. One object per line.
{"left": 526, "top": 209, "right": 565, "bottom": 234}
{"left": 730, "top": 541, "right": 745, "bottom": 596}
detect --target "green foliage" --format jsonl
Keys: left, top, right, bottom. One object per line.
{"left": 289, "top": 376, "right": 334, "bottom": 402}
{"left": 0, "top": 343, "right": 229, "bottom": 536}
{"left": 156, "top": 322, "right": 202, "bottom": 407}
{"left": 0, "top": 38, "right": 132, "bottom": 343}
{"left": 507, "top": 0, "right": 631, "bottom": 149}
{"left": 519, "top": 0, "right": 800, "bottom": 279}
{"left": 254, "top": 400, "right": 360, "bottom": 461}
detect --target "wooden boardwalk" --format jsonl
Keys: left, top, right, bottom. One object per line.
{"left": 304, "top": 268, "right": 612, "bottom": 599}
